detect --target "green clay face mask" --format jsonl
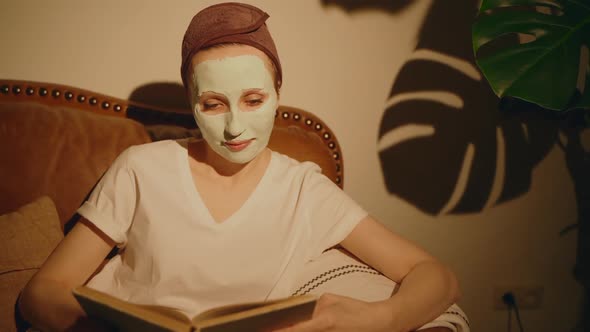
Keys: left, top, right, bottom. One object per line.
{"left": 191, "top": 54, "right": 278, "bottom": 164}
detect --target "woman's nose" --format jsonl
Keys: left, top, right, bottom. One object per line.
{"left": 224, "top": 111, "right": 245, "bottom": 138}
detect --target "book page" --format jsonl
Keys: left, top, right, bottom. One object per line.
{"left": 142, "top": 304, "right": 192, "bottom": 323}
{"left": 193, "top": 295, "right": 317, "bottom": 332}
{"left": 192, "top": 298, "right": 285, "bottom": 322}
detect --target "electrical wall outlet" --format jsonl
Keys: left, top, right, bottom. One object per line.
{"left": 493, "top": 285, "right": 544, "bottom": 310}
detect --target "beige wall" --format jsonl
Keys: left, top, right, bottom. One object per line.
{"left": 1, "top": 1, "right": 583, "bottom": 330}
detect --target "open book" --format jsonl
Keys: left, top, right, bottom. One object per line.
{"left": 73, "top": 286, "right": 317, "bottom": 332}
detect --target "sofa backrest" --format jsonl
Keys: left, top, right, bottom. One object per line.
{"left": 0, "top": 79, "right": 345, "bottom": 228}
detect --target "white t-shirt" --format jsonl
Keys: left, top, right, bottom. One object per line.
{"left": 78, "top": 139, "right": 367, "bottom": 317}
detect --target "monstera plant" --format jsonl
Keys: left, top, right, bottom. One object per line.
{"left": 472, "top": 0, "right": 589, "bottom": 327}
{"left": 473, "top": 0, "right": 589, "bottom": 111}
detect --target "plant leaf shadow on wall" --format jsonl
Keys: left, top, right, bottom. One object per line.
{"left": 127, "top": 82, "right": 198, "bottom": 141}
{"left": 129, "top": 82, "right": 192, "bottom": 111}
{"left": 321, "top": 0, "right": 559, "bottom": 215}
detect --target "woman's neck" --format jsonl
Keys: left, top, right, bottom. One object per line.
{"left": 188, "top": 139, "right": 270, "bottom": 179}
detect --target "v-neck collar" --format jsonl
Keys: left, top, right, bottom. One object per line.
{"left": 178, "top": 143, "right": 275, "bottom": 228}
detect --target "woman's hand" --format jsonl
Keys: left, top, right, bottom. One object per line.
{"left": 273, "top": 293, "right": 399, "bottom": 332}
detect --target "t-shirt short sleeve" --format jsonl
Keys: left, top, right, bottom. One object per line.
{"left": 301, "top": 163, "right": 368, "bottom": 258}
{"left": 77, "top": 147, "right": 137, "bottom": 246}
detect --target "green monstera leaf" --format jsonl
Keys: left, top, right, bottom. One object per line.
{"left": 472, "top": 0, "right": 590, "bottom": 111}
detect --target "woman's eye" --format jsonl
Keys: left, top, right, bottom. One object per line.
{"left": 245, "top": 99, "right": 263, "bottom": 106}
{"left": 243, "top": 94, "right": 266, "bottom": 108}
{"left": 203, "top": 102, "right": 222, "bottom": 110}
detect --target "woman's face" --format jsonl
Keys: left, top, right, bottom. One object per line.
{"left": 189, "top": 44, "right": 278, "bottom": 164}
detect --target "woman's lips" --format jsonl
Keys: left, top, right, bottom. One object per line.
{"left": 224, "top": 139, "right": 254, "bottom": 152}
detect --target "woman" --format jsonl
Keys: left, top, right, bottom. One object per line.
{"left": 18, "top": 3, "right": 460, "bottom": 332}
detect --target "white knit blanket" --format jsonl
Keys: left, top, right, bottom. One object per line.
{"left": 292, "top": 249, "right": 470, "bottom": 332}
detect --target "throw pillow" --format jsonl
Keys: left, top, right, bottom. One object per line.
{"left": 0, "top": 196, "right": 63, "bottom": 332}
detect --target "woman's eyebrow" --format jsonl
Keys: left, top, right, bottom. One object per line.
{"left": 199, "top": 91, "right": 225, "bottom": 97}
{"left": 199, "top": 91, "right": 228, "bottom": 100}
{"left": 241, "top": 88, "right": 266, "bottom": 93}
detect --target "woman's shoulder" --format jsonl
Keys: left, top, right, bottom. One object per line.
{"left": 116, "top": 139, "right": 186, "bottom": 166}
{"left": 268, "top": 150, "right": 335, "bottom": 190}
{"left": 270, "top": 150, "right": 322, "bottom": 174}
{"left": 129, "top": 139, "right": 185, "bottom": 154}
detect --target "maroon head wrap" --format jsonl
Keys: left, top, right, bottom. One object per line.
{"left": 180, "top": 2, "right": 282, "bottom": 91}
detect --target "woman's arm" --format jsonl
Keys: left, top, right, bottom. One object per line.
{"left": 339, "top": 215, "right": 461, "bottom": 331}
{"left": 18, "top": 219, "right": 115, "bottom": 332}
{"left": 277, "top": 215, "right": 460, "bottom": 332}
